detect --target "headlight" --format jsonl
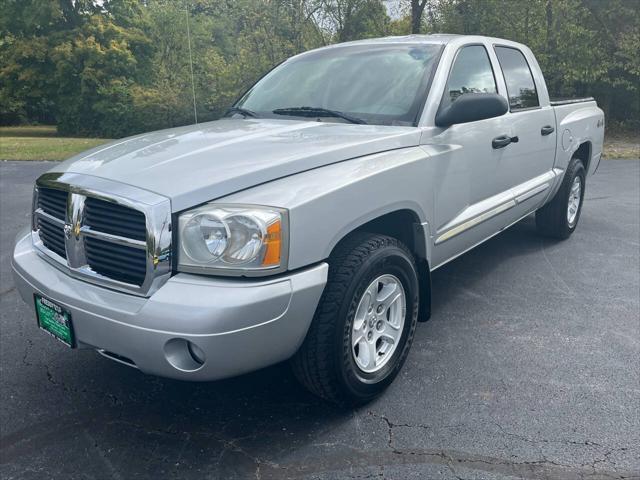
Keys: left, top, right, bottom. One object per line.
{"left": 177, "top": 204, "right": 288, "bottom": 275}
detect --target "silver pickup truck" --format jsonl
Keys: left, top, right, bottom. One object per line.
{"left": 12, "top": 35, "right": 604, "bottom": 404}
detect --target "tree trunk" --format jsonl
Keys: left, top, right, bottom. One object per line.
{"left": 545, "top": 0, "right": 559, "bottom": 95}
{"left": 524, "top": 3, "right": 530, "bottom": 44}
{"left": 411, "top": 0, "right": 427, "bottom": 34}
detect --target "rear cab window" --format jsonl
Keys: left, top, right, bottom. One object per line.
{"left": 494, "top": 46, "right": 540, "bottom": 110}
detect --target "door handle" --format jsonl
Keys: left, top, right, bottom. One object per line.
{"left": 541, "top": 125, "right": 555, "bottom": 136}
{"left": 492, "top": 135, "right": 518, "bottom": 149}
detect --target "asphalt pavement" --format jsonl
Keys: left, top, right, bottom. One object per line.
{"left": 1, "top": 160, "right": 638, "bottom": 480}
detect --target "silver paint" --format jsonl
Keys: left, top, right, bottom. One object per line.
{"left": 13, "top": 230, "right": 328, "bottom": 381}
{"left": 12, "top": 34, "right": 605, "bottom": 381}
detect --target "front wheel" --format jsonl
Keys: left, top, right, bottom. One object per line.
{"left": 536, "top": 156, "right": 586, "bottom": 239}
{"left": 291, "top": 233, "right": 420, "bottom": 405}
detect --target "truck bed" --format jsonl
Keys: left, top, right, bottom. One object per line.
{"left": 550, "top": 97, "right": 604, "bottom": 177}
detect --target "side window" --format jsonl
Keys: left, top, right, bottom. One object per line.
{"left": 445, "top": 45, "right": 497, "bottom": 104}
{"left": 495, "top": 46, "right": 539, "bottom": 110}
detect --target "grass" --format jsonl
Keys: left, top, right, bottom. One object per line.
{"left": 603, "top": 131, "right": 639, "bottom": 159}
{"left": 0, "top": 124, "right": 637, "bottom": 161}
{"left": 0, "top": 126, "right": 111, "bottom": 161}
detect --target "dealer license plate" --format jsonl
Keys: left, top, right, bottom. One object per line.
{"left": 34, "top": 294, "right": 75, "bottom": 347}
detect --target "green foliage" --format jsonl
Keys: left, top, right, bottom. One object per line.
{"left": 319, "top": 0, "right": 392, "bottom": 41}
{"left": 52, "top": 13, "right": 151, "bottom": 137}
{"left": 0, "top": 0, "right": 638, "bottom": 137}
{"left": 428, "top": 0, "right": 639, "bottom": 124}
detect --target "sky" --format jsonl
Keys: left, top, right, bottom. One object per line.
{"left": 383, "top": 0, "right": 405, "bottom": 19}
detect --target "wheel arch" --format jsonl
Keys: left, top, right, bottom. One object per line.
{"left": 328, "top": 209, "right": 432, "bottom": 322}
{"left": 572, "top": 141, "right": 592, "bottom": 173}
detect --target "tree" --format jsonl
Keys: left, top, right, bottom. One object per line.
{"left": 0, "top": 0, "right": 98, "bottom": 125}
{"left": 1, "top": 0, "right": 637, "bottom": 135}
{"left": 51, "top": 2, "right": 153, "bottom": 137}
{"left": 410, "top": 0, "right": 428, "bottom": 34}
{"left": 434, "top": 0, "right": 639, "bottom": 124}
{"left": 320, "top": 0, "right": 390, "bottom": 42}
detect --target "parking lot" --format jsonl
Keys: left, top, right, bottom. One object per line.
{"left": 1, "top": 160, "right": 638, "bottom": 480}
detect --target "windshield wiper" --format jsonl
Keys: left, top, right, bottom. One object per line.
{"left": 272, "top": 107, "right": 366, "bottom": 124}
{"left": 225, "top": 106, "right": 258, "bottom": 118}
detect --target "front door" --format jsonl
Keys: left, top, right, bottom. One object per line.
{"left": 429, "top": 44, "right": 518, "bottom": 268}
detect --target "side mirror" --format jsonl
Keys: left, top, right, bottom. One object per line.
{"left": 435, "top": 93, "right": 508, "bottom": 127}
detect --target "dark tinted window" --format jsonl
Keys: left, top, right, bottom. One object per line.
{"left": 495, "top": 47, "right": 539, "bottom": 110}
{"left": 445, "top": 45, "right": 497, "bottom": 104}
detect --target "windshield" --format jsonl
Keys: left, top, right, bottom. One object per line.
{"left": 234, "top": 44, "right": 443, "bottom": 126}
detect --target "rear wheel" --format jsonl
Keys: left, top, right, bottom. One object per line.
{"left": 291, "top": 233, "right": 419, "bottom": 405}
{"left": 536, "top": 156, "right": 586, "bottom": 239}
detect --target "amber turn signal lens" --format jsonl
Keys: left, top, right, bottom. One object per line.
{"left": 262, "top": 220, "right": 282, "bottom": 266}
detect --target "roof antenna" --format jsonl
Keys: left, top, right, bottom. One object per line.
{"left": 185, "top": 5, "right": 198, "bottom": 124}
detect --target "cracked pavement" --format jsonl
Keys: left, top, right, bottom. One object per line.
{"left": 1, "top": 160, "right": 639, "bottom": 479}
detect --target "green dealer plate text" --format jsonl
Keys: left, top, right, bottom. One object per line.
{"left": 34, "top": 294, "right": 74, "bottom": 347}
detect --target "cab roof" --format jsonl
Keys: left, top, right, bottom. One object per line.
{"left": 306, "top": 34, "right": 525, "bottom": 51}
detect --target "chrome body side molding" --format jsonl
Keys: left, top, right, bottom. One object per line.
{"left": 431, "top": 210, "right": 535, "bottom": 272}
{"left": 434, "top": 169, "right": 560, "bottom": 245}
{"left": 435, "top": 199, "right": 516, "bottom": 244}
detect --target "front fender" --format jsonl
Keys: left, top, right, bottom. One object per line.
{"left": 220, "top": 147, "right": 435, "bottom": 270}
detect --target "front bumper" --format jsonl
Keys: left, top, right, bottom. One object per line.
{"left": 12, "top": 229, "right": 328, "bottom": 381}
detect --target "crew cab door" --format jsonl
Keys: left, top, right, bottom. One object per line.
{"left": 427, "top": 44, "right": 518, "bottom": 268}
{"left": 492, "top": 45, "right": 557, "bottom": 216}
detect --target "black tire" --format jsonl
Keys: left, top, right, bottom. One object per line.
{"left": 536, "top": 156, "right": 586, "bottom": 239}
{"left": 291, "top": 233, "right": 420, "bottom": 406}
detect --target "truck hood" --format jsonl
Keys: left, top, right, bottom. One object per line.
{"left": 50, "top": 118, "right": 421, "bottom": 211}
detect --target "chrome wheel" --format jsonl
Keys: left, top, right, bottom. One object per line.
{"left": 351, "top": 274, "right": 406, "bottom": 373}
{"left": 567, "top": 176, "right": 582, "bottom": 226}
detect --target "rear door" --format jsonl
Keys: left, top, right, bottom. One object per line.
{"left": 492, "top": 45, "right": 557, "bottom": 215}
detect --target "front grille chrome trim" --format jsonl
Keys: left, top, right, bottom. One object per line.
{"left": 32, "top": 172, "right": 172, "bottom": 297}
{"left": 34, "top": 208, "right": 66, "bottom": 227}
{"left": 79, "top": 226, "right": 147, "bottom": 249}
{"left": 65, "top": 192, "right": 87, "bottom": 268}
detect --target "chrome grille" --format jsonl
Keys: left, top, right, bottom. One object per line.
{"left": 85, "top": 236, "right": 147, "bottom": 285}
{"left": 36, "top": 214, "right": 67, "bottom": 258}
{"left": 32, "top": 173, "right": 172, "bottom": 296}
{"left": 36, "top": 187, "right": 68, "bottom": 258}
{"left": 84, "top": 197, "right": 147, "bottom": 241}
{"left": 38, "top": 187, "right": 67, "bottom": 219}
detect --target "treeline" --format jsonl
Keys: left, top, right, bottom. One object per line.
{"left": 1, "top": 0, "right": 638, "bottom": 138}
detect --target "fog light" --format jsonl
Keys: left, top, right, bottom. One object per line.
{"left": 164, "top": 338, "right": 206, "bottom": 372}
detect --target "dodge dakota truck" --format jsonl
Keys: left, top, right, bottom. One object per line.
{"left": 12, "top": 35, "right": 604, "bottom": 404}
